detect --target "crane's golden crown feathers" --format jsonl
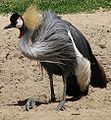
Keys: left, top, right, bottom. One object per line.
{"left": 22, "top": 5, "right": 43, "bottom": 31}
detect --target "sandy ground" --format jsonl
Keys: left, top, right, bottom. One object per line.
{"left": 0, "top": 11, "right": 111, "bottom": 120}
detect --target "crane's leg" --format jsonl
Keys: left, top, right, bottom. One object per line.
{"left": 48, "top": 73, "right": 56, "bottom": 102}
{"left": 56, "top": 74, "right": 67, "bottom": 111}
{"left": 40, "top": 64, "right": 44, "bottom": 81}
{"left": 25, "top": 73, "right": 55, "bottom": 111}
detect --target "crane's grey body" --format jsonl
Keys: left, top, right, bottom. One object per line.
{"left": 19, "top": 11, "right": 91, "bottom": 110}
{"left": 4, "top": 10, "right": 108, "bottom": 111}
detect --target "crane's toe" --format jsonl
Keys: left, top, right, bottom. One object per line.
{"left": 56, "top": 100, "right": 66, "bottom": 111}
{"left": 25, "top": 97, "right": 36, "bottom": 111}
{"left": 25, "top": 97, "right": 48, "bottom": 111}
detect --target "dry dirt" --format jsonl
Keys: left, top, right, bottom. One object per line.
{"left": 0, "top": 11, "right": 111, "bottom": 120}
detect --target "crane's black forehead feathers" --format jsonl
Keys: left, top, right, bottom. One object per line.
{"left": 10, "top": 13, "right": 21, "bottom": 24}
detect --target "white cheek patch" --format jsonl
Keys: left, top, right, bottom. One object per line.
{"left": 16, "top": 18, "right": 23, "bottom": 28}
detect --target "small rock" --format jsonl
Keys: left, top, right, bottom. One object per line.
{"left": 71, "top": 113, "right": 80, "bottom": 115}
{"left": 99, "top": 44, "right": 106, "bottom": 49}
{"left": 0, "top": 85, "right": 4, "bottom": 89}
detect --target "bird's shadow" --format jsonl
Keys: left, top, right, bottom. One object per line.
{"left": 7, "top": 96, "right": 82, "bottom": 108}
{"left": 7, "top": 98, "right": 45, "bottom": 108}
{"left": 7, "top": 99, "right": 27, "bottom": 107}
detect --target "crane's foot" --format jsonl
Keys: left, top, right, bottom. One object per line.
{"left": 56, "top": 100, "right": 66, "bottom": 111}
{"left": 25, "top": 97, "right": 48, "bottom": 111}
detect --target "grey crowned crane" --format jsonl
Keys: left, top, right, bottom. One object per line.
{"left": 4, "top": 5, "right": 108, "bottom": 111}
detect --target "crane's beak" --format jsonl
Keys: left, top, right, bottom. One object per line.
{"left": 4, "top": 23, "right": 14, "bottom": 29}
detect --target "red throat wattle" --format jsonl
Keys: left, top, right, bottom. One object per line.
{"left": 18, "top": 30, "right": 24, "bottom": 38}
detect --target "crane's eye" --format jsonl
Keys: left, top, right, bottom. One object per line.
{"left": 16, "top": 17, "right": 23, "bottom": 29}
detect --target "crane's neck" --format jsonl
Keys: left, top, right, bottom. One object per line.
{"left": 19, "top": 28, "right": 49, "bottom": 61}
{"left": 19, "top": 28, "right": 34, "bottom": 59}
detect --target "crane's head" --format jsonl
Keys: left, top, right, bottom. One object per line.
{"left": 4, "top": 5, "right": 42, "bottom": 38}
{"left": 4, "top": 12, "right": 25, "bottom": 38}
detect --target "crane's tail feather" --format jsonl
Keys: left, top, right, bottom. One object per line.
{"left": 90, "top": 54, "right": 108, "bottom": 88}
{"left": 66, "top": 54, "right": 108, "bottom": 97}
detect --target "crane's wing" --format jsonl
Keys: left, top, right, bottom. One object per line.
{"left": 67, "top": 22, "right": 108, "bottom": 88}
